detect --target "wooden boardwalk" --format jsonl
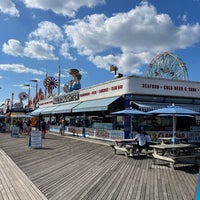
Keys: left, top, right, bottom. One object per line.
{"left": 0, "top": 148, "right": 48, "bottom": 200}
{"left": 0, "top": 132, "right": 199, "bottom": 200}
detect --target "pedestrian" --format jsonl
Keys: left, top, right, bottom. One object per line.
{"left": 59, "top": 118, "right": 65, "bottom": 136}
{"left": 40, "top": 119, "right": 47, "bottom": 139}
{"left": 26, "top": 119, "right": 32, "bottom": 135}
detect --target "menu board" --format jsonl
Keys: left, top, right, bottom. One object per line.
{"left": 11, "top": 126, "right": 20, "bottom": 137}
{"left": 29, "top": 130, "right": 42, "bottom": 148}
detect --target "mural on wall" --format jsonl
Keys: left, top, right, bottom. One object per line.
{"left": 44, "top": 76, "right": 59, "bottom": 97}
{"left": 63, "top": 69, "right": 81, "bottom": 93}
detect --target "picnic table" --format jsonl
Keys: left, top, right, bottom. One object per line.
{"left": 158, "top": 137, "right": 188, "bottom": 144}
{"left": 110, "top": 139, "right": 157, "bottom": 157}
{"left": 110, "top": 139, "right": 138, "bottom": 157}
{"left": 150, "top": 143, "right": 200, "bottom": 168}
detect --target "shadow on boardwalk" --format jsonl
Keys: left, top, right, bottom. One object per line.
{"left": 0, "top": 132, "right": 198, "bottom": 200}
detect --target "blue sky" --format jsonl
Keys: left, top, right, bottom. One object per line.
{"left": 0, "top": 0, "right": 200, "bottom": 105}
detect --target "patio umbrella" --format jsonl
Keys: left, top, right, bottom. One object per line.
{"left": 13, "top": 114, "right": 32, "bottom": 118}
{"left": 111, "top": 108, "right": 148, "bottom": 115}
{"left": 147, "top": 104, "right": 200, "bottom": 143}
{"left": 0, "top": 114, "right": 6, "bottom": 118}
{"left": 111, "top": 108, "right": 149, "bottom": 137}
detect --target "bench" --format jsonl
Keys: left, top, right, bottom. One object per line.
{"left": 110, "top": 144, "right": 131, "bottom": 157}
{"left": 110, "top": 144, "right": 153, "bottom": 157}
{"left": 152, "top": 153, "right": 200, "bottom": 168}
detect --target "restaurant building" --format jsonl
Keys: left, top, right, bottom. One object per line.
{"left": 31, "top": 74, "right": 200, "bottom": 143}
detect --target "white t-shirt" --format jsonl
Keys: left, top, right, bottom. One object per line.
{"left": 135, "top": 133, "right": 146, "bottom": 146}
{"left": 145, "top": 135, "right": 152, "bottom": 143}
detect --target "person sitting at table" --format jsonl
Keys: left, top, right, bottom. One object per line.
{"left": 144, "top": 131, "right": 152, "bottom": 151}
{"left": 133, "top": 128, "right": 147, "bottom": 154}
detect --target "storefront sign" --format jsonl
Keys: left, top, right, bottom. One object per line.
{"left": 53, "top": 92, "right": 79, "bottom": 104}
{"left": 29, "top": 130, "right": 42, "bottom": 148}
{"left": 127, "top": 76, "right": 200, "bottom": 98}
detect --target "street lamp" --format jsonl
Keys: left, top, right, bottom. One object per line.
{"left": 30, "top": 79, "right": 38, "bottom": 97}
{"left": 23, "top": 84, "right": 30, "bottom": 100}
{"left": 110, "top": 65, "right": 118, "bottom": 75}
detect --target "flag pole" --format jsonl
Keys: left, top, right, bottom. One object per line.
{"left": 45, "top": 71, "right": 47, "bottom": 97}
{"left": 58, "top": 65, "right": 61, "bottom": 96}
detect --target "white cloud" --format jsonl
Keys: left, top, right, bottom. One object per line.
{"left": 0, "top": 64, "right": 45, "bottom": 75}
{"left": 29, "top": 21, "right": 64, "bottom": 43}
{"left": 178, "top": 14, "right": 187, "bottom": 23}
{"left": 2, "top": 21, "right": 70, "bottom": 60}
{"left": 0, "top": 0, "right": 19, "bottom": 17}
{"left": 24, "top": 40, "right": 58, "bottom": 60}
{"left": 2, "top": 39, "right": 58, "bottom": 60}
{"left": 2, "top": 2, "right": 200, "bottom": 76}
{"left": 59, "top": 43, "right": 75, "bottom": 60}
{"left": 2, "top": 39, "right": 24, "bottom": 56}
{"left": 89, "top": 52, "right": 152, "bottom": 75}
{"left": 22, "top": 0, "right": 105, "bottom": 17}
{"left": 63, "top": 2, "right": 200, "bottom": 75}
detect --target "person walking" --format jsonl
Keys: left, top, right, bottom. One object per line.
{"left": 40, "top": 119, "right": 47, "bottom": 139}
{"left": 59, "top": 118, "right": 65, "bottom": 136}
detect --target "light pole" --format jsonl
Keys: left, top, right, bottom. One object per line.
{"left": 30, "top": 79, "right": 38, "bottom": 97}
{"left": 110, "top": 65, "right": 118, "bottom": 75}
{"left": 23, "top": 84, "right": 30, "bottom": 100}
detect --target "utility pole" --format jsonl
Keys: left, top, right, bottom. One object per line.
{"left": 58, "top": 65, "right": 61, "bottom": 96}
{"left": 30, "top": 79, "right": 38, "bottom": 97}
{"left": 45, "top": 72, "right": 47, "bottom": 97}
{"left": 11, "top": 92, "right": 14, "bottom": 109}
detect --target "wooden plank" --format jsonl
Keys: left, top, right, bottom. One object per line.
{"left": 0, "top": 149, "right": 48, "bottom": 200}
{"left": 0, "top": 132, "right": 199, "bottom": 200}
{"left": 153, "top": 153, "right": 175, "bottom": 163}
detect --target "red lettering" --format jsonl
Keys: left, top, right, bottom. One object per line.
{"left": 174, "top": 86, "right": 183, "bottom": 91}
{"left": 80, "top": 92, "right": 90, "bottom": 97}
{"left": 118, "top": 85, "right": 123, "bottom": 89}
{"left": 164, "top": 85, "right": 173, "bottom": 90}
{"left": 188, "top": 87, "right": 197, "bottom": 92}
{"left": 111, "top": 86, "right": 117, "bottom": 90}
{"left": 142, "top": 83, "right": 159, "bottom": 89}
{"left": 99, "top": 88, "right": 108, "bottom": 93}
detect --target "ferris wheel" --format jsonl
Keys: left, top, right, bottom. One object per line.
{"left": 144, "top": 52, "right": 189, "bottom": 80}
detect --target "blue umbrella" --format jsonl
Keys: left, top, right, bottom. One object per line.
{"left": 13, "top": 114, "right": 32, "bottom": 118}
{"left": 111, "top": 109, "right": 149, "bottom": 135}
{"left": 111, "top": 108, "right": 148, "bottom": 115}
{"left": 147, "top": 104, "right": 200, "bottom": 143}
